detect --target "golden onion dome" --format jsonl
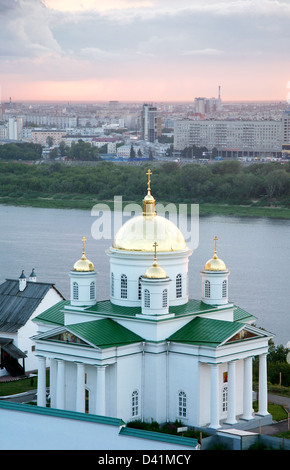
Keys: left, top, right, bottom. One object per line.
{"left": 73, "top": 236, "right": 95, "bottom": 272}
{"left": 144, "top": 242, "right": 167, "bottom": 279}
{"left": 144, "top": 260, "right": 167, "bottom": 279}
{"left": 144, "top": 241, "right": 167, "bottom": 279}
{"left": 204, "top": 254, "right": 227, "bottom": 271}
{"left": 204, "top": 236, "right": 227, "bottom": 272}
{"left": 112, "top": 169, "right": 187, "bottom": 252}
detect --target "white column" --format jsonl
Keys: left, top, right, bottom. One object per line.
{"left": 209, "top": 363, "right": 220, "bottom": 429}
{"left": 76, "top": 363, "right": 85, "bottom": 413}
{"left": 226, "top": 361, "right": 237, "bottom": 425}
{"left": 242, "top": 356, "right": 253, "bottom": 420}
{"left": 37, "top": 356, "right": 46, "bottom": 407}
{"left": 96, "top": 366, "right": 106, "bottom": 416}
{"left": 258, "top": 353, "right": 269, "bottom": 416}
{"left": 50, "top": 358, "right": 57, "bottom": 409}
{"left": 56, "top": 359, "right": 65, "bottom": 410}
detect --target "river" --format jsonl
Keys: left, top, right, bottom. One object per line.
{"left": 0, "top": 204, "right": 289, "bottom": 346}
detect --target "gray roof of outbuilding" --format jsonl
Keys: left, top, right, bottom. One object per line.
{"left": 0, "top": 279, "right": 60, "bottom": 333}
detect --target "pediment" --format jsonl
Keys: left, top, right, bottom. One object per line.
{"left": 222, "top": 325, "right": 267, "bottom": 346}
{"left": 48, "top": 329, "right": 89, "bottom": 346}
{"left": 33, "top": 326, "right": 97, "bottom": 349}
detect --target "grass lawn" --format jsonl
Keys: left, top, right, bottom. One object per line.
{"left": 0, "top": 371, "right": 49, "bottom": 397}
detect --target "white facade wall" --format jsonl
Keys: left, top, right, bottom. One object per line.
{"left": 16, "top": 287, "right": 63, "bottom": 372}
{"left": 69, "top": 270, "right": 97, "bottom": 307}
{"left": 108, "top": 249, "right": 190, "bottom": 307}
{"left": 0, "top": 403, "right": 198, "bottom": 450}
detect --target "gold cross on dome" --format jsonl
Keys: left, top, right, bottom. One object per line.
{"left": 82, "top": 236, "right": 87, "bottom": 254}
{"left": 213, "top": 235, "right": 218, "bottom": 254}
{"left": 153, "top": 241, "right": 158, "bottom": 260}
{"left": 146, "top": 169, "right": 152, "bottom": 191}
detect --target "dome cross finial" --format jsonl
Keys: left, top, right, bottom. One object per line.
{"left": 153, "top": 241, "right": 158, "bottom": 261}
{"left": 213, "top": 235, "right": 218, "bottom": 255}
{"left": 82, "top": 236, "right": 87, "bottom": 255}
{"left": 146, "top": 168, "right": 152, "bottom": 193}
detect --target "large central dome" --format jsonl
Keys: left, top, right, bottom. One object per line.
{"left": 112, "top": 169, "right": 187, "bottom": 253}
{"left": 112, "top": 214, "right": 187, "bottom": 252}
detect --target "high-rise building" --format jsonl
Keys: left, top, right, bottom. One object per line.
{"left": 141, "top": 104, "right": 160, "bottom": 143}
{"left": 8, "top": 117, "right": 23, "bottom": 141}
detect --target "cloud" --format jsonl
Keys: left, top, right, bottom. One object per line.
{"left": 1, "top": 0, "right": 290, "bottom": 100}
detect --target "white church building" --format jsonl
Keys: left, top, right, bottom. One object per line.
{"left": 33, "top": 170, "right": 272, "bottom": 431}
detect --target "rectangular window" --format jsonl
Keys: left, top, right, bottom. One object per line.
{"left": 132, "top": 391, "right": 139, "bottom": 417}
{"left": 176, "top": 274, "right": 182, "bottom": 298}
{"left": 121, "top": 275, "right": 127, "bottom": 299}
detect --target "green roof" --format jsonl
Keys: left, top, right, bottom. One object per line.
{"left": 34, "top": 300, "right": 69, "bottom": 326}
{"left": 67, "top": 318, "right": 144, "bottom": 349}
{"left": 85, "top": 298, "right": 226, "bottom": 318}
{"left": 233, "top": 306, "right": 256, "bottom": 323}
{"left": 119, "top": 426, "right": 199, "bottom": 448}
{"left": 167, "top": 317, "right": 244, "bottom": 347}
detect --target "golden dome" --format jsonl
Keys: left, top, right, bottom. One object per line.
{"left": 144, "top": 241, "right": 167, "bottom": 278}
{"left": 112, "top": 214, "right": 187, "bottom": 252}
{"left": 204, "top": 254, "right": 227, "bottom": 271}
{"left": 144, "top": 260, "right": 167, "bottom": 279}
{"left": 204, "top": 236, "right": 227, "bottom": 272}
{"left": 73, "top": 255, "right": 95, "bottom": 272}
{"left": 73, "top": 236, "right": 95, "bottom": 272}
{"left": 112, "top": 169, "right": 187, "bottom": 252}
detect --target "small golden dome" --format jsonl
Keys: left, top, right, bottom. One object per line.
{"left": 204, "top": 236, "right": 227, "bottom": 272}
{"left": 73, "top": 254, "right": 94, "bottom": 272}
{"left": 73, "top": 236, "right": 95, "bottom": 272}
{"left": 204, "top": 254, "right": 227, "bottom": 271}
{"left": 144, "top": 242, "right": 167, "bottom": 278}
{"left": 144, "top": 261, "right": 167, "bottom": 279}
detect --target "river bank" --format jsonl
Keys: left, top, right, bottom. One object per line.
{"left": 0, "top": 193, "right": 290, "bottom": 219}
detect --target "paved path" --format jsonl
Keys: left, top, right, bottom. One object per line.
{"left": 251, "top": 393, "right": 290, "bottom": 435}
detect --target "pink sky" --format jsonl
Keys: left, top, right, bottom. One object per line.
{"left": 0, "top": 0, "right": 289, "bottom": 102}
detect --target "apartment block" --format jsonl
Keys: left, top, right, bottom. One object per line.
{"left": 174, "top": 119, "right": 282, "bottom": 157}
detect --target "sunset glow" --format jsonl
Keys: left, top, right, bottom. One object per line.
{"left": 0, "top": 0, "right": 289, "bottom": 102}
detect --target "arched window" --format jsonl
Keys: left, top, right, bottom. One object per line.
{"left": 176, "top": 274, "right": 182, "bottom": 298}
{"left": 204, "top": 280, "right": 211, "bottom": 298}
{"left": 144, "top": 289, "right": 150, "bottom": 308}
{"left": 90, "top": 281, "right": 95, "bottom": 300}
{"left": 178, "top": 391, "right": 187, "bottom": 418}
{"left": 132, "top": 390, "right": 139, "bottom": 417}
{"left": 121, "top": 274, "right": 127, "bottom": 299}
{"left": 73, "top": 282, "right": 79, "bottom": 300}
{"left": 138, "top": 276, "right": 142, "bottom": 300}
{"left": 162, "top": 289, "right": 168, "bottom": 308}
{"left": 222, "top": 280, "right": 227, "bottom": 298}
{"left": 111, "top": 273, "right": 114, "bottom": 297}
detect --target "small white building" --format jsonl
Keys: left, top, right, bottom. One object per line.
{"left": 33, "top": 171, "right": 273, "bottom": 431}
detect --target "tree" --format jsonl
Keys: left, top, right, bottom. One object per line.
{"left": 130, "top": 145, "right": 136, "bottom": 159}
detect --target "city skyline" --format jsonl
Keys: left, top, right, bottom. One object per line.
{"left": 0, "top": 0, "right": 290, "bottom": 103}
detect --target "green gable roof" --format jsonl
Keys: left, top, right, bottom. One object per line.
{"left": 67, "top": 318, "right": 144, "bottom": 349}
{"left": 34, "top": 300, "right": 69, "bottom": 326}
{"left": 167, "top": 317, "right": 244, "bottom": 347}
